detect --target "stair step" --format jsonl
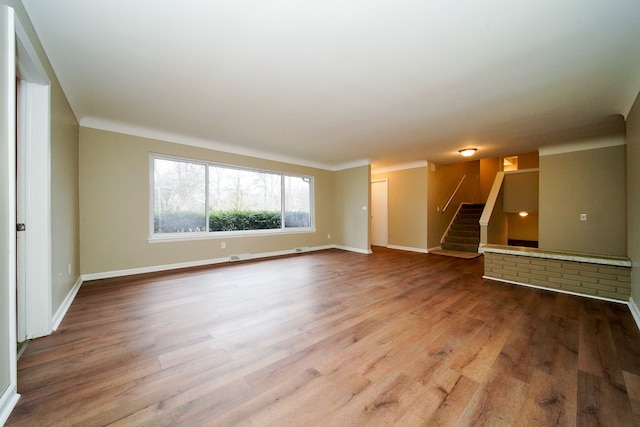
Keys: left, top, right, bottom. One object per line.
{"left": 444, "top": 235, "right": 480, "bottom": 244}
{"left": 451, "top": 224, "right": 479, "bottom": 232}
{"left": 461, "top": 204, "right": 485, "bottom": 210}
{"left": 452, "top": 220, "right": 479, "bottom": 226}
{"left": 457, "top": 213, "right": 481, "bottom": 219}
{"left": 448, "top": 230, "right": 478, "bottom": 238}
{"left": 442, "top": 242, "right": 479, "bottom": 253}
{"left": 441, "top": 203, "right": 484, "bottom": 253}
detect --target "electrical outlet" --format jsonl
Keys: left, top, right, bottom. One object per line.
{"left": 580, "top": 213, "right": 587, "bottom": 221}
{"left": 327, "top": 234, "right": 331, "bottom": 240}
{"left": 68, "top": 263, "right": 72, "bottom": 276}
{"left": 221, "top": 242, "right": 226, "bottom": 249}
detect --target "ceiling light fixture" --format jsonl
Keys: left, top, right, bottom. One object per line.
{"left": 519, "top": 211, "right": 529, "bottom": 217}
{"left": 459, "top": 148, "right": 477, "bottom": 157}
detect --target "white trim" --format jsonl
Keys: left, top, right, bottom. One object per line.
{"left": 15, "top": 13, "right": 52, "bottom": 340}
{"left": 539, "top": 135, "right": 625, "bottom": 156}
{"left": 82, "top": 245, "right": 336, "bottom": 282}
{"left": 82, "top": 117, "right": 337, "bottom": 171}
{"left": 51, "top": 276, "right": 82, "bottom": 331}
{"left": 371, "top": 161, "right": 428, "bottom": 174}
{"left": 504, "top": 168, "right": 540, "bottom": 175}
{"left": 0, "top": 386, "right": 20, "bottom": 427}
{"left": 483, "top": 275, "right": 628, "bottom": 304}
{"left": 0, "top": 6, "right": 19, "bottom": 424}
{"left": 334, "top": 245, "right": 372, "bottom": 254}
{"left": 387, "top": 245, "right": 428, "bottom": 254}
{"left": 483, "top": 245, "right": 631, "bottom": 267}
{"left": 479, "top": 171, "right": 504, "bottom": 226}
{"left": 428, "top": 246, "right": 441, "bottom": 253}
{"left": 332, "top": 159, "right": 371, "bottom": 171}
{"left": 82, "top": 257, "right": 231, "bottom": 282}
{"left": 629, "top": 297, "right": 640, "bottom": 332}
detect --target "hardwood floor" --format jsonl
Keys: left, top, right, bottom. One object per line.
{"left": 7, "top": 247, "right": 640, "bottom": 426}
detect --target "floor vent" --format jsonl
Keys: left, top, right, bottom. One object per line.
{"left": 295, "top": 247, "right": 310, "bottom": 253}
{"left": 229, "top": 253, "right": 251, "bottom": 262}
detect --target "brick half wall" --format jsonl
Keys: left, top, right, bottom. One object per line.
{"left": 484, "top": 250, "right": 631, "bottom": 302}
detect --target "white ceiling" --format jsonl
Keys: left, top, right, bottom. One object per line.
{"left": 22, "top": 0, "right": 640, "bottom": 170}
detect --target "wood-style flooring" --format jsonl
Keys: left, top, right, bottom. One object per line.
{"left": 7, "top": 247, "right": 640, "bottom": 426}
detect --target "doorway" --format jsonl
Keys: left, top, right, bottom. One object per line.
{"left": 15, "top": 14, "right": 52, "bottom": 341}
{"left": 371, "top": 179, "right": 388, "bottom": 247}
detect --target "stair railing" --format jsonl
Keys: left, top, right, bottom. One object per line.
{"left": 440, "top": 202, "right": 466, "bottom": 244}
{"left": 442, "top": 175, "right": 466, "bottom": 212}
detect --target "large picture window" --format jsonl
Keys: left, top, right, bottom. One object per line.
{"left": 151, "top": 155, "right": 313, "bottom": 237}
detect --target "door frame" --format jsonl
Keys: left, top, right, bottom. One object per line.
{"left": 15, "top": 12, "right": 52, "bottom": 340}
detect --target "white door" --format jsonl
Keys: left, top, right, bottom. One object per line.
{"left": 371, "top": 179, "right": 388, "bottom": 247}
{"left": 15, "top": 16, "right": 52, "bottom": 340}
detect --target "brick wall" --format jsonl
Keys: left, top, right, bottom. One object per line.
{"left": 484, "top": 252, "right": 631, "bottom": 301}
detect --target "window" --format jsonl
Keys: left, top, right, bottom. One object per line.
{"left": 151, "top": 155, "right": 313, "bottom": 238}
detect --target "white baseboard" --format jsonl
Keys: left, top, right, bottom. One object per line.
{"left": 427, "top": 246, "right": 441, "bottom": 253}
{"left": 82, "top": 245, "right": 338, "bottom": 282}
{"left": 81, "top": 256, "right": 230, "bottom": 282}
{"left": 334, "top": 245, "right": 372, "bottom": 254}
{"left": 483, "top": 275, "right": 628, "bottom": 305}
{"left": 387, "top": 245, "right": 428, "bottom": 254}
{"left": 52, "top": 276, "right": 83, "bottom": 331}
{"left": 0, "top": 386, "right": 20, "bottom": 426}
{"left": 629, "top": 297, "right": 640, "bottom": 332}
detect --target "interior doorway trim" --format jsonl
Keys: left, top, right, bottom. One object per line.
{"left": 0, "top": 5, "right": 20, "bottom": 425}
{"left": 15, "top": 11, "right": 52, "bottom": 339}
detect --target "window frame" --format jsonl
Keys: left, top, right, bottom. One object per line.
{"left": 149, "top": 153, "right": 315, "bottom": 241}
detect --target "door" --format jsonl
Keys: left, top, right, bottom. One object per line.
{"left": 14, "top": 16, "right": 52, "bottom": 340}
{"left": 371, "top": 179, "right": 388, "bottom": 247}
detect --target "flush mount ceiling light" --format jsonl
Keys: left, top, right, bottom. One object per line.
{"left": 459, "top": 148, "right": 477, "bottom": 157}
{"left": 519, "top": 211, "right": 529, "bottom": 217}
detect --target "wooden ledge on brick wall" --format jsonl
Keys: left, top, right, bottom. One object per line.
{"left": 482, "top": 244, "right": 632, "bottom": 302}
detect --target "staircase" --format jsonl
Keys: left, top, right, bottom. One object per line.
{"left": 441, "top": 203, "right": 484, "bottom": 253}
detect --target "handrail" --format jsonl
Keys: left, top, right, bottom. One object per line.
{"left": 442, "top": 175, "right": 465, "bottom": 212}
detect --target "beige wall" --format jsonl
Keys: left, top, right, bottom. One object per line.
{"left": 507, "top": 213, "right": 538, "bottom": 241}
{"left": 480, "top": 157, "right": 500, "bottom": 201}
{"left": 628, "top": 92, "right": 640, "bottom": 303}
{"left": 427, "top": 160, "right": 481, "bottom": 249}
{"left": 503, "top": 171, "right": 539, "bottom": 214}
{"left": 79, "top": 128, "right": 337, "bottom": 274}
{"left": 333, "top": 165, "right": 371, "bottom": 252}
{"left": 539, "top": 143, "right": 627, "bottom": 256}
{"left": 487, "top": 185, "right": 508, "bottom": 245}
{"left": 372, "top": 166, "right": 427, "bottom": 251}
{"left": 516, "top": 151, "right": 539, "bottom": 169}
{"left": 50, "top": 67, "right": 80, "bottom": 310}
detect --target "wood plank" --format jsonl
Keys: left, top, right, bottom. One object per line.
{"left": 6, "top": 248, "right": 640, "bottom": 426}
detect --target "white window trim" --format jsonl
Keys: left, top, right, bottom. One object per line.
{"left": 149, "top": 153, "right": 315, "bottom": 240}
